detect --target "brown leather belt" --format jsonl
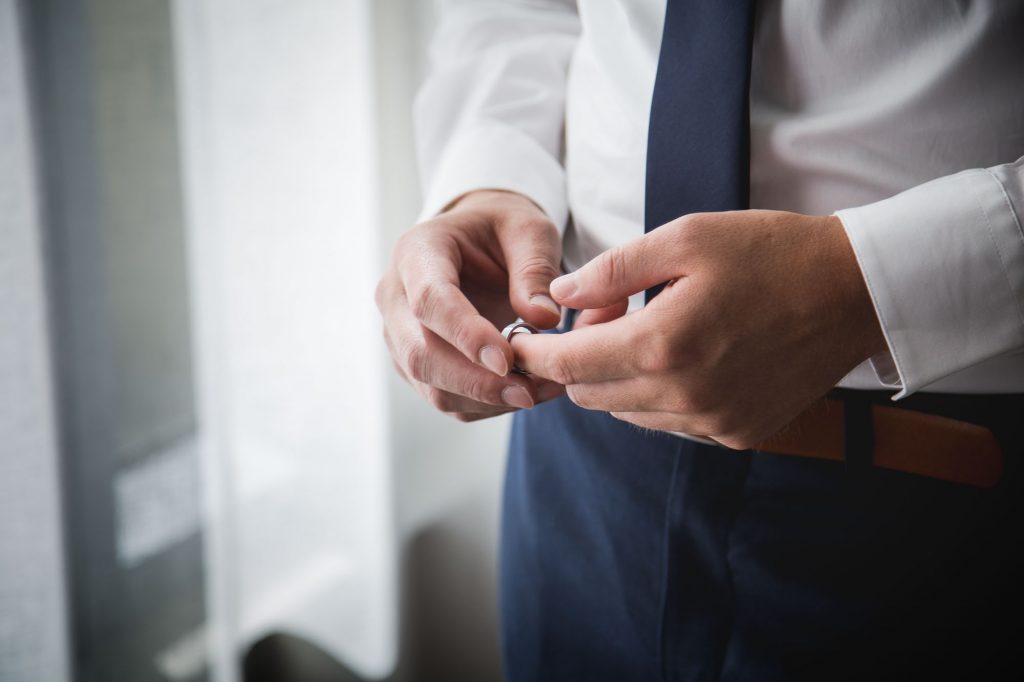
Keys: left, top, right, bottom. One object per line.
{"left": 756, "top": 398, "right": 1005, "bottom": 488}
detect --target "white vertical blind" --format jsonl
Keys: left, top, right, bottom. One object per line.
{"left": 173, "top": 0, "right": 396, "bottom": 677}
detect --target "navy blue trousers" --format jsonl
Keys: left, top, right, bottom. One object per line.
{"left": 501, "top": 391, "right": 1024, "bottom": 681}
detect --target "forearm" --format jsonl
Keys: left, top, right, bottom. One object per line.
{"left": 415, "top": 0, "right": 579, "bottom": 226}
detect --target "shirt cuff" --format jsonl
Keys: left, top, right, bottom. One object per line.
{"left": 418, "top": 122, "right": 569, "bottom": 229}
{"left": 835, "top": 168, "right": 1024, "bottom": 399}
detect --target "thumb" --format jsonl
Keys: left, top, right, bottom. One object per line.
{"left": 549, "top": 232, "right": 679, "bottom": 309}
{"left": 499, "top": 216, "right": 563, "bottom": 329}
{"left": 573, "top": 299, "right": 629, "bottom": 329}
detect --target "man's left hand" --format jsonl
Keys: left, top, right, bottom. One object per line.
{"left": 511, "top": 210, "right": 887, "bottom": 449}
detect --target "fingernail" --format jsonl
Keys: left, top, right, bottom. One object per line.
{"left": 550, "top": 273, "right": 577, "bottom": 299}
{"left": 529, "top": 294, "right": 561, "bottom": 317}
{"left": 480, "top": 345, "right": 508, "bottom": 376}
{"left": 502, "top": 385, "right": 534, "bottom": 409}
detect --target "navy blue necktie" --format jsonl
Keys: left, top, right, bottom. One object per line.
{"left": 645, "top": 0, "right": 755, "bottom": 301}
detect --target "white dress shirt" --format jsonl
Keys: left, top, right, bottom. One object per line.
{"left": 416, "top": 0, "right": 1024, "bottom": 398}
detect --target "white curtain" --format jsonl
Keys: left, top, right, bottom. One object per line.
{"left": 173, "top": 0, "right": 396, "bottom": 678}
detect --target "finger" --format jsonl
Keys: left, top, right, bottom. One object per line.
{"left": 448, "top": 408, "right": 518, "bottom": 423}
{"left": 386, "top": 289, "right": 537, "bottom": 408}
{"left": 611, "top": 412, "right": 724, "bottom": 445}
{"left": 418, "top": 380, "right": 513, "bottom": 420}
{"left": 609, "top": 411, "right": 698, "bottom": 434}
{"left": 398, "top": 233, "right": 513, "bottom": 376}
{"left": 548, "top": 225, "right": 688, "bottom": 310}
{"left": 422, "top": 385, "right": 517, "bottom": 415}
{"left": 444, "top": 379, "right": 566, "bottom": 420}
{"left": 573, "top": 299, "right": 630, "bottom": 329}
{"left": 497, "top": 215, "right": 563, "bottom": 329}
{"left": 563, "top": 377, "right": 668, "bottom": 413}
{"left": 535, "top": 379, "right": 568, "bottom": 403}
{"left": 383, "top": 325, "right": 412, "bottom": 384}
{"left": 390, "top": 310, "right": 564, "bottom": 415}
{"left": 421, "top": 380, "right": 563, "bottom": 415}
{"left": 510, "top": 315, "right": 644, "bottom": 384}
{"left": 389, "top": 343, "right": 496, "bottom": 414}
{"left": 391, "top": 357, "right": 409, "bottom": 384}
{"left": 398, "top": 352, "right": 520, "bottom": 417}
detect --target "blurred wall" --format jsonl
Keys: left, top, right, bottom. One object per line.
{"left": 0, "top": 1, "right": 71, "bottom": 680}
{"left": 0, "top": 0, "right": 511, "bottom": 679}
{"left": 28, "top": 0, "right": 209, "bottom": 677}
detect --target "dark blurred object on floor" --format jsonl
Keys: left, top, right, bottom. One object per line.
{"left": 243, "top": 634, "right": 365, "bottom": 682}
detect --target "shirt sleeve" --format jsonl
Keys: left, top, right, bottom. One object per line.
{"left": 415, "top": 0, "right": 580, "bottom": 228}
{"left": 835, "top": 156, "right": 1024, "bottom": 399}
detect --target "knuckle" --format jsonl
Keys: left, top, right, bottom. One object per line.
{"left": 518, "top": 214, "right": 556, "bottom": 232}
{"left": 514, "top": 254, "right": 559, "bottom": 283}
{"left": 597, "top": 246, "right": 630, "bottom": 289}
{"left": 450, "top": 411, "right": 476, "bottom": 423}
{"left": 686, "top": 392, "right": 715, "bottom": 418}
{"left": 458, "top": 374, "right": 492, "bottom": 405}
{"left": 663, "top": 384, "right": 693, "bottom": 413}
{"left": 476, "top": 378, "right": 505, "bottom": 407}
{"left": 676, "top": 212, "right": 704, "bottom": 233}
{"left": 503, "top": 211, "right": 553, "bottom": 235}
{"left": 425, "top": 387, "right": 450, "bottom": 412}
{"left": 409, "top": 282, "right": 441, "bottom": 322}
{"left": 544, "top": 351, "right": 580, "bottom": 386}
{"left": 403, "top": 220, "right": 433, "bottom": 241}
{"left": 566, "top": 385, "right": 594, "bottom": 410}
{"left": 675, "top": 213, "right": 711, "bottom": 250}
{"left": 402, "top": 343, "right": 428, "bottom": 382}
{"left": 717, "top": 413, "right": 751, "bottom": 440}
{"left": 450, "top": 319, "right": 479, "bottom": 356}
{"left": 643, "top": 335, "right": 676, "bottom": 372}
{"left": 704, "top": 411, "right": 738, "bottom": 439}
{"left": 394, "top": 229, "right": 418, "bottom": 255}
{"left": 717, "top": 431, "right": 756, "bottom": 451}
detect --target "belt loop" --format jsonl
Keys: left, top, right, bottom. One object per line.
{"left": 843, "top": 394, "right": 874, "bottom": 477}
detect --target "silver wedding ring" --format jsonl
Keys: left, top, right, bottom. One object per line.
{"left": 502, "top": 322, "right": 539, "bottom": 374}
{"left": 502, "top": 322, "right": 539, "bottom": 340}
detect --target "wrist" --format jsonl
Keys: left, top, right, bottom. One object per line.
{"left": 824, "top": 214, "right": 888, "bottom": 362}
{"left": 447, "top": 189, "right": 546, "bottom": 216}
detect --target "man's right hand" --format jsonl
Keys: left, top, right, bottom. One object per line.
{"left": 376, "top": 190, "right": 566, "bottom": 421}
